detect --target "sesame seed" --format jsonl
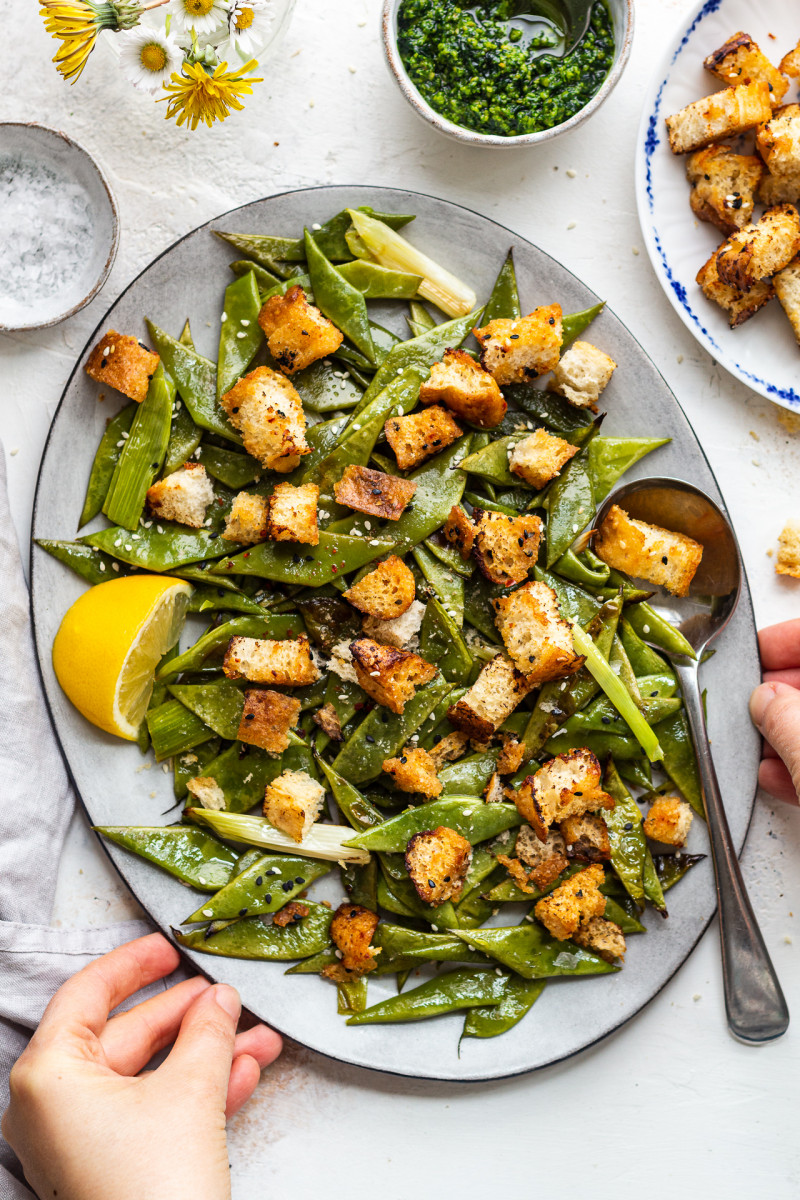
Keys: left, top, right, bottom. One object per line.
{"left": 202, "top": 909, "right": 214, "bottom": 918}
{"left": 240, "top": 318, "right": 250, "bottom": 326}
{"left": 567, "top": 221, "right": 577, "bottom": 230}
{"left": 236, "top": 331, "right": 246, "bottom": 340}
{"left": 566, "top": 168, "right": 576, "bottom": 178}
{"left": 220, "top": 313, "right": 227, "bottom": 322}
{"left": 312, "top": 222, "right": 322, "bottom": 230}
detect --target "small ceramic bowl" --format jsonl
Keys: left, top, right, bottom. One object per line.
{"left": 381, "top": 0, "right": 634, "bottom": 149}
{"left": 0, "top": 124, "right": 119, "bottom": 332}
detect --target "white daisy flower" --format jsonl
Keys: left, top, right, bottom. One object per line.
{"left": 217, "top": 0, "right": 274, "bottom": 61}
{"left": 118, "top": 25, "right": 184, "bottom": 92}
{"left": 166, "top": 0, "right": 228, "bottom": 37}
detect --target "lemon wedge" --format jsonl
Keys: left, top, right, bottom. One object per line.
{"left": 52, "top": 576, "right": 192, "bottom": 741}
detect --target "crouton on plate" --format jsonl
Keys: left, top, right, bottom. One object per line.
{"left": 756, "top": 105, "right": 800, "bottom": 177}
{"left": 501, "top": 824, "right": 569, "bottom": 892}
{"left": 493, "top": 580, "right": 584, "bottom": 685}
{"left": 257, "top": 284, "right": 343, "bottom": 374}
{"left": 593, "top": 504, "right": 703, "bottom": 597}
{"left": 343, "top": 555, "right": 416, "bottom": 620}
{"left": 267, "top": 481, "right": 320, "bottom": 545}
{"left": 85, "top": 330, "right": 159, "bottom": 403}
{"left": 237, "top": 688, "right": 301, "bottom": 754}
{"left": 383, "top": 746, "right": 442, "bottom": 797}
{"left": 777, "top": 518, "right": 800, "bottom": 577}
{"left": 419, "top": 348, "right": 507, "bottom": 429}
{"left": 686, "top": 144, "right": 765, "bottom": 234}
{"left": 361, "top": 598, "right": 426, "bottom": 650}
{"left": 220, "top": 366, "right": 310, "bottom": 473}
{"left": 447, "top": 653, "right": 534, "bottom": 740}
{"left": 223, "top": 635, "right": 320, "bottom": 686}
{"left": 349, "top": 637, "right": 437, "bottom": 714}
{"left": 442, "top": 504, "right": 476, "bottom": 559}
{"left": 224, "top": 492, "right": 270, "bottom": 544}
{"left": 715, "top": 203, "right": 800, "bottom": 293}
{"left": 333, "top": 464, "right": 416, "bottom": 520}
{"left": 774, "top": 258, "right": 800, "bottom": 342}
{"left": 508, "top": 428, "right": 579, "bottom": 489}
{"left": 428, "top": 729, "right": 470, "bottom": 769}
{"left": 146, "top": 463, "right": 214, "bottom": 529}
{"left": 550, "top": 341, "right": 617, "bottom": 410}
{"left": 473, "top": 305, "right": 562, "bottom": 385}
{"left": 643, "top": 796, "right": 694, "bottom": 847}
{"left": 780, "top": 41, "right": 800, "bottom": 79}
{"left": 514, "top": 748, "right": 614, "bottom": 842}
{"left": 703, "top": 32, "right": 788, "bottom": 105}
{"left": 263, "top": 769, "right": 326, "bottom": 843}
{"left": 472, "top": 508, "right": 543, "bottom": 587}
{"left": 186, "top": 775, "right": 226, "bottom": 811}
{"left": 560, "top": 812, "right": 611, "bottom": 863}
{"left": 573, "top": 915, "right": 626, "bottom": 963}
{"left": 534, "top": 863, "right": 606, "bottom": 941}
{"left": 664, "top": 80, "right": 773, "bottom": 154}
{"left": 405, "top": 825, "right": 473, "bottom": 905}
{"left": 323, "top": 903, "right": 380, "bottom": 978}
{"left": 696, "top": 248, "right": 775, "bottom": 326}
{"left": 384, "top": 406, "right": 463, "bottom": 471}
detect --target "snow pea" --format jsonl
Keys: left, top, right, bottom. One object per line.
{"left": 655, "top": 851, "right": 706, "bottom": 891}
{"left": 79, "top": 401, "right": 137, "bottom": 528}
{"left": 168, "top": 680, "right": 244, "bottom": 740}
{"left": 377, "top": 862, "right": 461, "bottom": 928}
{"left": 625, "top": 601, "right": 696, "bottom": 660}
{"left": 418, "top": 686, "right": 468, "bottom": 750}
{"left": 164, "top": 401, "right": 203, "bottom": 477}
{"left": 419, "top": 597, "right": 473, "bottom": 685}
{"left": 454, "top": 923, "right": 617, "bottom": 979}
{"left": 182, "top": 741, "right": 288, "bottom": 812}
{"left": 462, "top": 977, "right": 545, "bottom": 1040}
{"left": 337, "top": 259, "right": 422, "bottom": 299}
{"left": 381, "top": 435, "right": 473, "bottom": 552}
{"left": 345, "top": 797, "right": 522, "bottom": 852}
{"left": 481, "top": 248, "right": 521, "bottom": 323}
{"left": 146, "top": 321, "right": 241, "bottom": 445}
{"left": 561, "top": 301, "right": 605, "bottom": 348}
{"left": 103, "top": 365, "right": 174, "bottom": 531}
{"left": 210, "top": 530, "right": 394, "bottom": 587}
{"left": 197, "top": 444, "right": 262, "bottom": 489}
{"left": 463, "top": 490, "right": 516, "bottom": 517}
{"left": 554, "top": 548, "right": 610, "bottom": 588}
{"left": 653, "top": 708, "right": 704, "bottom": 817}
{"left": 184, "top": 853, "right": 330, "bottom": 922}
{"left": 176, "top": 901, "right": 333, "bottom": 960}
{"left": 588, "top": 436, "right": 670, "bottom": 503}
{"left": 293, "top": 360, "right": 362, "bottom": 413}
{"left": 459, "top": 435, "right": 524, "bottom": 488}
{"left": 544, "top": 728, "right": 641, "bottom": 760}
{"left": 316, "top": 758, "right": 384, "bottom": 832}
{"left": 173, "top": 737, "right": 222, "bottom": 799}
{"left": 408, "top": 300, "right": 437, "bottom": 332}
{"left": 337, "top": 976, "right": 368, "bottom": 1014}
{"left": 617, "top": 757, "right": 653, "bottom": 791}
{"left": 413, "top": 544, "right": 464, "bottom": 626}
{"left": 147, "top": 699, "right": 215, "bottom": 762}
{"left": 545, "top": 435, "right": 598, "bottom": 568}
{"left": 423, "top": 533, "right": 475, "bottom": 579}
{"left": 620, "top": 616, "right": 674, "bottom": 678}
{"left": 83, "top": 524, "right": 237, "bottom": 571}
{"left": 167, "top": 565, "right": 250, "bottom": 594}
{"left": 95, "top": 825, "right": 238, "bottom": 891}
{"left": 603, "top": 758, "right": 647, "bottom": 906}
{"left": 284, "top": 947, "right": 337, "bottom": 975}
{"left": 462, "top": 575, "right": 504, "bottom": 643}
{"left": 504, "top": 386, "right": 593, "bottom": 436}
{"left": 36, "top": 539, "right": 128, "bottom": 586}
{"left": 305, "top": 229, "right": 376, "bottom": 364}
{"left": 333, "top": 677, "right": 453, "bottom": 785}
{"left": 604, "top": 895, "right": 646, "bottom": 935}
{"left": 556, "top": 693, "right": 681, "bottom": 736}
{"left": 371, "top": 923, "right": 491, "bottom": 973}
{"left": 186, "top": 586, "right": 265, "bottom": 616}
{"left": 158, "top": 614, "right": 299, "bottom": 680}
{"left": 216, "top": 271, "right": 263, "bottom": 400}
{"left": 229, "top": 259, "right": 282, "bottom": 291}
{"left": 218, "top": 209, "right": 415, "bottom": 270}
{"left": 346, "top": 968, "right": 510, "bottom": 1025}
{"left": 642, "top": 844, "right": 667, "bottom": 913}
{"left": 439, "top": 750, "right": 498, "bottom": 795}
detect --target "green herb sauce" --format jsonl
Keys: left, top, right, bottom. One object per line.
{"left": 396, "top": 0, "right": 615, "bottom": 137}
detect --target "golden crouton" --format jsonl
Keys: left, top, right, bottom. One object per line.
{"left": 257, "top": 285, "right": 343, "bottom": 375}
{"left": 642, "top": 796, "right": 694, "bottom": 847}
{"left": 497, "top": 734, "right": 525, "bottom": 776}
{"left": 85, "top": 331, "right": 159, "bottom": 403}
{"left": 384, "top": 406, "right": 463, "bottom": 471}
{"left": 687, "top": 145, "right": 765, "bottom": 234}
{"left": 550, "top": 341, "right": 617, "bottom": 411}
{"left": 334, "top": 465, "right": 416, "bottom": 521}
{"left": 756, "top": 104, "right": 800, "bottom": 176}
{"left": 323, "top": 903, "right": 380, "bottom": 977}
{"left": 263, "top": 769, "right": 326, "bottom": 843}
{"left": 419, "top": 348, "right": 507, "bottom": 429}
{"left": 472, "top": 509, "right": 543, "bottom": 587}
{"left": 664, "top": 81, "right": 773, "bottom": 154}
{"left": 483, "top": 771, "right": 506, "bottom": 804}
{"left": 223, "top": 635, "right": 320, "bottom": 686}
{"left": 312, "top": 702, "right": 343, "bottom": 741}
{"left": 473, "top": 305, "right": 562, "bottom": 385}
{"left": 223, "top": 492, "right": 270, "bottom": 544}
{"left": 593, "top": 504, "right": 703, "bottom": 597}
{"left": 237, "top": 688, "right": 300, "bottom": 755}
{"left": 514, "top": 749, "right": 615, "bottom": 843}
{"left": 361, "top": 598, "right": 426, "bottom": 649}
{"left": 146, "top": 462, "right": 215, "bottom": 529}
{"left": 383, "top": 746, "right": 442, "bottom": 798}
{"left": 186, "top": 775, "right": 226, "bottom": 810}
{"left": 343, "top": 555, "right": 416, "bottom": 620}
{"left": 696, "top": 249, "right": 775, "bottom": 326}
{"left": 704, "top": 32, "right": 789, "bottom": 105}
{"left": 405, "top": 825, "right": 473, "bottom": 905}
{"left": 715, "top": 203, "right": 800, "bottom": 293}
{"left": 776, "top": 518, "right": 800, "bottom": 578}
{"left": 573, "top": 916, "right": 626, "bottom": 963}
{"left": 428, "top": 729, "right": 470, "bottom": 768}
{"left": 508, "top": 429, "right": 579, "bottom": 490}
{"left": 272, "top": 900, "right": 310, "bottom": 928}
{"left": 443, "top": 504, "right": 476, "bottom": 560}
{"left": 493, "top": 580, "right": 584, "bottom": 685}
{"left": 534, "top": 863, "right": 606, "bottom": 941}
{"left": 267, "top": 481, "right": 319, "bottom": 545}
{"left": 560, "top": 812, "right": 611, "bottom": 863}
{"left": 513, "top": 824, "right": 570, "bottom": 890}
{"left": 447, "top": 654, "right": 534, "bottom": 741}
{"left": 349, "top": 637, "right": 437, "bottom": 714}
{"left": 780, "top": 41, "right": 800, "bottom": 79}
{"left": 220, "top": 366, "right": 310, "bottom": 473}
{"left": 759, "top": 171, "right": 800, "bottom": 205}
{"left": 774, "top": 258, "right": 800, "bottom": 343}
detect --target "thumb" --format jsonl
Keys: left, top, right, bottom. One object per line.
{"left": 159, "top": 983, "right": 240, "bottom": 1101}
{"left": 750, "top": 681, "right": 800, "bottom": 795}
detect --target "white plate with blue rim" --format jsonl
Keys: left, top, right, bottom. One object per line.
{"left": 635, "top": 0, "right": 800, "bottom": 412}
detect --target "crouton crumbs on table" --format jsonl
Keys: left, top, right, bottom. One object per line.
{"left": 777, "top": 518, "right": 800, "bottom": 577}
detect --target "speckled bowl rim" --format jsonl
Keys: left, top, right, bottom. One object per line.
{"left": 0, "top": 122, "right": 119, "bottom": 333}
{"left": 381, "top": 0, "right": 634, "bottom": 148}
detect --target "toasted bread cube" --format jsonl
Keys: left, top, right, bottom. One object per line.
{"left": 443, "top": 504, "right": 476, "bottom": 560}
{"left": 493, "top": 580, "right": 583, "bottom": 685}
{"left": 593, "top": 504, "right": 703, "bottom": 597}
{"left": 85, "top": 331, "right": 159, "bottom": 403}
{"left": 383, "top": 746, "right": 442, "bottom": 798}
{"left": 776, "top": 518, "right": 800, "bottom": 577}
{"left": 473, "top": 305, "right": 562, "bottom": 385}
{"left": 272, "top": 900, "right": 310, "bottom": 928}
{"left": 405, "top": 825, "right": 473, "bottom": 905}
{"left": 780, "top": 41, "right": 800, "bottom": 79}
{"left": 267, "top": 481, "right": 319, "bottom": 545}
{"left": 447, "top": 654, "right": 534, "bottom": 741}
{"left": 220, "top": 366, "right": 310, "bottom": 473}
{"left": 758, "top": 171, "right": 800, "bottom": 205}
{"left": 550, "top": 341, "right": 617, "bottom": 411}
{"left": 223, "top": 635, "right": 320, "bottom": 686}
{"left": 642, "top": 796, "right": 694, "bottom": 847}
{"left": 560, "top": 812, "right": 611, "bottom": 863}
{"left": 472, "top": 508, "right": 543, "bottom": 587}
{"left": 419, "top": 348, "right": 507, "bottom": 429}
{"left": 237, "top": 688, "right": 300, "bottom": 754}
{"left": 774, "top": 258, "right": 800, "bottom": 342}
{"left": 513, "top": 824, "right": 570, "bottom": 890}
{"left": 146, "top": 462, "right": 214, "bottom": 529}
{"left": 384, "top": 406, "right": 463, "bottom": 471}
{"left": 573, "top": 915, "right": 626, "bottom": 963}
{"left": 715, "top": 203, "right": 800, "bottom": 292}
{"left": 664, "top": 81, "right": 773, "bottom": 154}
{"left": 428, "top": 730, "right": 470, "bottom": 768}
{"left": 483, "top": 771, "right": 506, "bottom": 804}
{"left": 328, "top": 639, "right": 359, "bottom": 684}
{"left": 534, "top": 863, "right": 606, "bottom": 941}
{"left": 361, "top": 598, "right": 426, "bottom": 650}
{"left": 263, "top": 769, "right": 326, "bottom": 843}
{"left": 224, "top": 492, "right": 270, "bottom": 544}
{"left": 312, "top": 702, "right": 343, "bottom": 741}
{"left": 687, "top": 144, "right": 765, "bottom": 234}
{"left": 333, "top": 464, "right": 416, "bottom": 520}
{"left": 704, "top": 32, "right": 789, "bottom": 105}
{"left": 350, "top": 637, "right": 437, "bottom": 714}
{"left": 514, "top": 749, "right": 614, "bottom": 842}
{"left": 344, "top": 555, "right": 416, "bottom": 620}
{"left": 508, "top": 429, "right": 579, "bottom": 490}
{"left": 756, "top": 104, "right": 800, "bottom": 174}
{"left": 324, "top": 903, "right": 380, "bottom": 977}
{"left": 186, "top": 775, "right": 226, "bottom": 811}
{"left": 497, "top": 734, "right": 525, "bottom": 776}
{"left": 696, "top": 249, "right": 775, "bottom": 326}
{"left": 257, "top": 285, "right": 343, "bottom": 375}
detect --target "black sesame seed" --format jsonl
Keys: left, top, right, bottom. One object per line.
{"left": 428, "top": 879, "right": 436, "bottom": 888}
{"left": 444, "top": 875, "right": 451, "bottom": 882}
{"left": 295, "top": 877, "right": 305, "bottom": 885}
{"left": 264, "top": 893, "right": 272, "bottom": 903}
{"left": 601, "top": 716, "right": 611, "bottom": 725}
{"left": 255, "top": 876, "right": 263, "bottom": 887}
{"left": 366, "top": 734, "right": 375, "bottom": 744}
{"left": 661, "top": 555, "right": 668, "bottom": 564}
{"left": 239, "top": 907, "right": 248, "bottom": 916}
{"left": 245, "top": 713, "right": 255, "bottom": 720}
{"left": 282, "top": 880, "right": 293, "bottom": 892}
{"left": 623, "top": 822, "right": 633, "bottom": 831}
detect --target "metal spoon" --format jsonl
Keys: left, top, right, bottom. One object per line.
{"left": 594, "top": 477, "right": 789, "bottom": 1045}
{"left": 505, "top": 0, "right": 593, "bottom": 55}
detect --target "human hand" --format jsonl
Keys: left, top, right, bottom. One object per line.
{"left": 750, "top": 619, "right": 800, "bottom": 805}
{"left": 1, "top": 933, "right": 281, "bottom": 1200}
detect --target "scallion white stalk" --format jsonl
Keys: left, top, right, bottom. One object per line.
{"left": 572, "top": 625, "right": 664, "bottom": 763}
{"left": 186, "top": 808, "right": 371, "bottom": 864}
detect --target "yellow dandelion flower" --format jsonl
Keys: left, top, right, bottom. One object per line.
{"left": 160, "top": 59, "right": 262, "bottom": 130}
{"left": 39, "top": 0, "right": 145, "bottom": 83}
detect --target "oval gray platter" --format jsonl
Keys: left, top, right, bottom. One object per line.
{"left": 30, "top": 185, "right": 760, "bottom": 1082}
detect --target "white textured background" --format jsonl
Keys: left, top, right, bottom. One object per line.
{"left": 1, "top": 0, "right": 799, "bottom": 1193}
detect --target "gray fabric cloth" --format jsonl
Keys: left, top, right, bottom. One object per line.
{"left": 0, "top": 448, "right": 180, "bottom": 1198}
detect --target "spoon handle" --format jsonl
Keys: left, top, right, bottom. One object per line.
{"left": 675, "top": 661, "right": 789, "bottom": 1044}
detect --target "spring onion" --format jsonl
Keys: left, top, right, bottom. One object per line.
{"left": 572, "top": 625, "right": 664, "bottom": 763}
{"left": 186, "top": 808, "right": 371, "bottom": 865}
